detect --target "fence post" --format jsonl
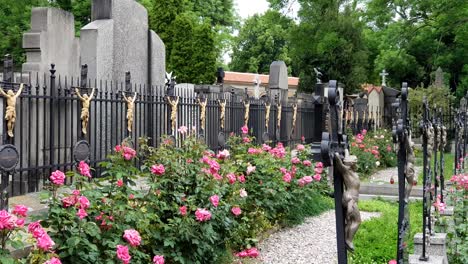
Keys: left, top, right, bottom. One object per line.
{"left": 49, "top": 64, "right": 56, "bottom": 173}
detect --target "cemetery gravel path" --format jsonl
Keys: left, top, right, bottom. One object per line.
{"left": 254, "top": 211, "right": 381, "bottom": 264}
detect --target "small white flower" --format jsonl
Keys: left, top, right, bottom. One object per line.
{"left": 240, "top": 188, "right": 248, "bottom": 198}
{"left": 376, "top": 161, "right": 380, "bottom": 166}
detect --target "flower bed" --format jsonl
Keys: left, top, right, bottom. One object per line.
{"left": 0, "top": 126, "right": 332, "bottom": 264}
{"left": 349, "top": 129, "right": 397, "bottom": 179}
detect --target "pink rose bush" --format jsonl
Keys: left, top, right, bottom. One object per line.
{"left": 151, "top": 164, "right": 165, "bottom": 175}
{"left": 123, "top": 229, "right": 141, "bottom": 247}
{"left": 77, "top": 161, "right": 92, "bottom": 178}
{"left": 153, "top": 255, "right": 165, "bottom": 264}
{"left": 50, "top": 170, "right": 65, "bottom": 185}
{"left": 195, "top": 208, "right": 212, "bottom": 222}
{"left": 116, "top": 245, "right": 131, "bottom": 264}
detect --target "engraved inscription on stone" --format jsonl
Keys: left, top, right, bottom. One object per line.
{"left": 73, "top": 140, "right": 90, "bottom": 162}
{"left": 218, "top": 132, "right": 226, "bottom": 146}
{"left": 0, "top": 145, "right": 19, "bottom": 171}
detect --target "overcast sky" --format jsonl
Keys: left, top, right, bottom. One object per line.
{"left": 235, "top": 0, "right": 270, "bottom": 19}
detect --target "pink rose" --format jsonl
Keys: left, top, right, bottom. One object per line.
{"left": 291, "top": 157, "right": 301, "bottom": 164}
{"left": 76, "top": 209, "right": 88, "bottom": 219}
{"left": 28, "top": 221, "right": 44, "bottom": 238}
{"left": 151, "top": 164, "right": 165, "bottom": 175}
{"left": 50, "top": 170, "right": 65, "bottom": 185}
{"left": 237, "top": 175, "right": 246, "bottom": 183}
{"left": 303, "top": 160, "right": 312, "bottom": 167}
{"left": 314, "top": 167, "right": 323, "bottom": 174}
{"left": 262, "top": 144, "right": 272, "bottom": 151}
{"left": 303, "top": 176, "right": 313, "bottom": 184}
{"left": 153, "top": 255, "right": 165, "bottom": 264}
{"left": 178, "top": 126, "right": 188, "bottom": 134}
{"left": 246, "top": 165, "right": 256, "bottom": 175}
{"left": 12, "top": 204, "right": 28, "bottom": 217}
{"left": 117, "top": 179, "right": 124, "bottom": 187}
{"left": 195, "top": 208, "right": 211, "bottom": 222}
{"left": 213, "top": 173, "right": 223, "bottom": 181}
{"left": 246, "top": 247, "right": 259, "bottom": 257}
{"left": 315, "top": 162, "right": 324, "bottom": 168}
{"left": 114, "top": 145, "right": 122, "bottom": 152}
{"left": 217, "top": 149, "right": 230, "bottom": 159}
{"left": 388, "top": 260, "right": 397, "bottom": 264}
{"left": 123, "top": 229, "right": 141, "bottom": 247}
{"left": 129, "top": 194, "right": 135, "bottom": 199}
{"left": 209, "top": 195, "right": 220, "bottom": 207}
{"left": 231, "top": 207, "right": 242, "bottom": 216}
{"left": 179, "top": 206, "right": 187, "bottom": 216}
{"left": 16, "top": 218, "right": 25, "bottom": 227}
{"left": 37, "top": 233, "right": 55, "bottom": 251}
{"left": 62, "top": 196, "right": 77, "bottom": 208}
{"left": 122, "top": 146, "right": 136, "bottom": 160}
{"left": 116, "top": 245, "right": 131, "bottom": 264}
{"left": 44, "top": 257, "right": 62, "bottom": 264}
{"left": 248, "top": 148, "right": 262, "bottom": 154}
{"left": 227, "top": 173, "right": 237, "bottom": 184}
{"left": 313, "top": 174, "right": 321, "bottom": 181}
{"left": 0, "top": 210, "right": 14, "bottom": 230}
{"left": 77, "top": 161, "right": 92, "bottom": 178}
{"left": 362, "top": 129, "right": 367, "bottom": 136}
{"left": 283, "top": 173, "right": 292, "bottom": 183}
{"left": 243, "top": 137, "right": 251, "bottom": 143}
{"left": 72, "top": 190, "right": 80, "bottom": 196}
{"left": 296, "top": 144, "right": 305, "bottom": 151}
{"left": 301, "top": 136, "right": 305, "bottom": 142}
{"left": 78, "top": 196, "right": 90, "bottom": 210}
{"left": 241, "top": 125, "right": 248, "bottom": 134}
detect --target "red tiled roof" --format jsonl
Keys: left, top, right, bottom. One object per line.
{"left": 361, "top": 83, "right": 383, "bottom": 93}
{"left": 224, "top": 71, "right": 299, "bottom": 87}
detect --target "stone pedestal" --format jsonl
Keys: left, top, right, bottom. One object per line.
{"left": 413, "top": 233, "right": 448, "bottom": 264}
{"left": 409, "top": 254, "right": 444, "bottom": 264}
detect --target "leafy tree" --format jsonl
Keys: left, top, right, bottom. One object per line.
{"left": 229, "top": 10, "right": 294, "bottom": 74}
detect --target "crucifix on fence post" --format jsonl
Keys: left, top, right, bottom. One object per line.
{"left": 320, "top": 80, "right": 361, "bottom": 264}
{"left": 392, "top": 83, "right": 412, "bottom": 263}
{"left": 310, "top": 69, "right": 325, "bottom": 160}
{"left": 72, "top": 64, "right": 92, "bottom": 164}
{"left": 122, "top": 72, "right": 137, "bottom": 138}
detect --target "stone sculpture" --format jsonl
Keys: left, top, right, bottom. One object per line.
{"left": 167, "top": 96, "right": 179, "bottom": 134}
{"left": 334, "top": 150, "right": 361, "bottom": 252}
{"left": 0, "top": 84, "right": 23, "bottom": 138}
{"left": 123, "top": 92, "right": 137, "bottom": 133}
{"left": 405, "top": 132, "right": 416, "bottom": 202}
{"left": 244, "top": 99, "right": 250, "bottom": 127}
{"left": 75, "top": 88, "right": 95, "bottom": 135}
{"left": 198, "top": 97, "right": 208, "bottom": 132}
{"left": 218, "top": 99, "right": 226, "bottom": 130}
{"left": 265, "top": 101, "right": 271, "bottom": 131}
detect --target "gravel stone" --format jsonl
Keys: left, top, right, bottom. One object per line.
{"left": 256, "top": 211, "right": 381, "bottom": 264}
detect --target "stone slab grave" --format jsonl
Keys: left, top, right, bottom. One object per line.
{"left": 413, "top": 233, "right": 448, "bottom": 264}
{"left": 409, "top": 254, "right": 445, "bottom": 264}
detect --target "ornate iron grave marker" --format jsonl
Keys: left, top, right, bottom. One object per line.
{"left": 0, "top": 144, "right": 19, "bottom": 172}
{"left": 321, "top": 80, "right": 361, "bottom": 264}
{"left": 392, "top": 83, "right": 413, "bottom": 263}
{"left": 73, "top": 140, "right": 90, "bottom": 162}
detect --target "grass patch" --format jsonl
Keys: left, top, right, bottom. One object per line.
{"left": 283, "top": 190, "right": 334, "bottom": 227}
{"left": 349, "top": 199, "right": 422, "bottom": 263}
{"left": 417, "top": 152, "right": 454, "bottom": 184}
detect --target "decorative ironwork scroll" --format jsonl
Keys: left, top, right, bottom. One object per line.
{"left": 320, "top": 80, "right": 356, "bottom": 264}
{"left": 167, "top": 96, "right": 179, "bottom": 135}
{"left": 75, "top": 87, "right": 95, "bottom": 135}
{"left": 0, "top": 83, "right": 23, "bottom": 138}
{"left": 123, "top": 92, "right": 137, "bottom": 133}
{"left": 198, "top": 97, "right": 208, "bottom": 133}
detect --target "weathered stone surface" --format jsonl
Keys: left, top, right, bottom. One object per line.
{"left": 414, "top": 233, "right": 448, "bottom": 264}
{"left": 150, "top": 30, "right": 166, "bottom": 86}
{"left": 409, "top": 254, "right": 444, "bottom": 264}
{"left": 22, "top": 7, "right": 80, "bottom": 78}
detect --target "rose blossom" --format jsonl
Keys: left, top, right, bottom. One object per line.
{"left": 195, "top": 208, "right": 211, "bottom": 222}
{"left": 209, "top": 195, "right": 220, "bottom": 207}
{"left": 114, "top": 145, "right": 122, "bottom": 152}
{"left": 301, "top": 136, "right": 305, "bottom": 142}
{"left": 62, "top": 196, "right": 77, "bottom": 208}
{"left": 153, "top": 255, "right": 165, "bottom": 264}
{"left": 179, "top": 206, "right": 187, "bottom": 216}
{"left": 313, "top": 174, "right": 321, "bottom": 181}
{"left": 262, "top": 144, "right": 272, "bottom": 151}
{"left": 296, "top": 144, "right": 305, "bottom": 151}
{"left": 123, "top": 229, "right": 141, "bottom": 247}
{"left": 44, "top": 257, "right": 62, "bottom": 264}
{"left": 246, "top": 165, "right": 256, "bottom": 175}
{"left": 16, "top": 218, "right": 25, "bottom": 227}
{"left": 37, "top": 233, "right": 55, "bottom": 251}
{"left": 117, "top": 179, "right": 124, "bottom": 187}
{"left": 151, "top": 164, "right": 165, "bottom": 175}
{"left": 217, "top": 149, "right": 230, "bottom": 159}
{"left": 12, "top": 204, "right": 28, "bottom": 217}
{"left": 241, "top": 125, "right": 248, "bottom": 134}
{"left": 315, "top": 162, "right": 324, "bottom": 168}
{"left": 0, "top": 210, "right": 14, "bottom": 230}
{"left": 291, "top": 157, "right": 301, "bottom": 164}
{"left": 76, "top": 208, "right": 88, "bottom": 219}
{"left": 116, "top": 245, "right": 131, "bottom": 264}
{"left": 388, "top": 260, "right": 397, "bottom": 264}
{"left": 283, "top": 173, "right": 292, "bottom": 183}
{"left": 50, "top": 170, "right": 65, "bottom": 185}
{"left": 314, "top": 167, "right": 323, "bottom": 174}
{"left": 78, "top": 196, "right": 90, "bottom": 210}
{"left": 122, "top": 146, "right": 136, "bottom": 160}
{"left": 77, "top": 161, "right": 92, "bottom": 178}
{"left": 303, "top": 160, "right": 312, "bottom": 167}
{"left": 231, "top": 207, "right": 242, "bottom": 216}
{"left": 213, "top": 173, "right": 223, "bottom": 181}
{"left": 240, "top": 188, "right": 248, "bottom": 198}
{"left": 227, "top": 173, "right": 236, "bottom": 184}
{"left": 243, "top": 137, "right": 251, "bottom": 143}
{"left": 237, "top": 174, "right": 246, "bottom": 183}
{"left": 178, "top": 126, "right": 188, "bottom": 134}
{"left": 28, "top": 221, "right": 44, "bottom": 238}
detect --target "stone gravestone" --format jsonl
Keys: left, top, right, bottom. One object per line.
{"left": 354, "top": 93, "right": 368, "bottom": 133}
{"left": 268, "top": 61, "right": 289, "bottom": 143}
{"left": 435, "top": 67, "right": 444, "bottom": 87}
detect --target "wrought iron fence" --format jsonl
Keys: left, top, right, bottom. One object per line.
{"left": 0, "top": 61, "right": 324, "bottom": 197}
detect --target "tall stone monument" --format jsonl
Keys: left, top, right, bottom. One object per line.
{"left": 268, "top": 61, "right": 289, "bottom": 142}
{"left": 435, "top": 67, "right": 444, "bottom": 87}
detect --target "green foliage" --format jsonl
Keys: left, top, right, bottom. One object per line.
{"left": 349, "top": 199, "right": 423, "bottom": 263}
{"left": 408, "top": 85, "right": 455, "bottom": 123}
{"left": 229, "top": 10, "right": 294, "bottom": 74}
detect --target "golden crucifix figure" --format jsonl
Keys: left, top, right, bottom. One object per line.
{"left": 167, "top": 96, "right": 179, "bottom": 134}
{"left": 265, "top": 102, "right": 271, "bottom": 131}
{"left": 123, "top": 92, "right": 137, "bottom": 133}
{"left": 218, "top": 99, "right": 226, "bottom": 130}
{"left": 197, "top": 97, "right": 208, "bottom": 132}
{"left": 75, "top": 88, "right": 95, "bottom": 135}
{"left": 291, "top": 103, "right": 298, "bottom": 135}
{"left": 277, "top": 102, "right": 282, "bottom": 129}
{"left": 243, "top": 99, "right": 250, "bottom": 127}
{"left": 0, "top": 83, "right": 23, "bottom": 138}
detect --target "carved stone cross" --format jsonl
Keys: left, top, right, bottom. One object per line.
{"left": 380, "top": 69, "right": 389, "bottom": 86}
